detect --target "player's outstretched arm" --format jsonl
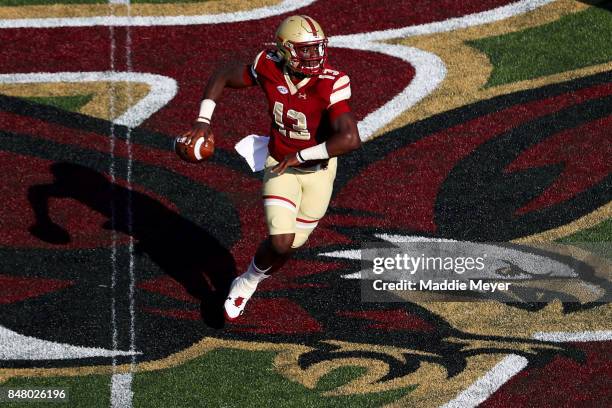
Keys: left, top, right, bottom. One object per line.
{"left": 183, "top": 63, "right": 255, "bottom": 143}
{"left": 272, "top": 112, "right": 360, "bottom": 174}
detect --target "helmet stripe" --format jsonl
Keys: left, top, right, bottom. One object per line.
{"left": 301, "top": 15, "right": 318, "bottom": 36}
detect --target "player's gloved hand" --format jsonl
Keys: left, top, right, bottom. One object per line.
{"left": 182, "top": 121, "right": 211, "bottom": 145}
{"left": 271, "top": 154, "right": 301, "bottom": 175}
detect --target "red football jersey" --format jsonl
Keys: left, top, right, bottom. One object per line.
{"left": 246, "top": 49, "right": 352, "bottom": 162}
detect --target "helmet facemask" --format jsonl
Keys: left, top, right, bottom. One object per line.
{"left": 275, "top": 15, "right": 328, "bottom": 76}
{"left": 278, "top": 39, "right": 328, "bottom": 76}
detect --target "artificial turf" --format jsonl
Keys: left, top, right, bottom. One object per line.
{"left": 557, "top": 218, "right": 612, "bottom": 243}
{"left": 132, "top": 348, "right": 414, "bottom": 408}
{"left": 469, "top": 5, "right": 612, "bottom": 87}
{"left": 0, "top": 2, "right": 609, "bottom": 407}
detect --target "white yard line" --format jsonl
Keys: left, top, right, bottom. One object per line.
{"left": 125, "top": 0, "right": 137, "bottom": 371}
{"left": 107, "top": 15, "right": 124, "bottom": 408}
{"left": 111, "top": 373, "right": 134, "bottom": 408}
{"left": 124, "top": 1, "right": 137, "bottom": 406}
{"left": 109, "top": 2, "right": 136, "bottom": 405}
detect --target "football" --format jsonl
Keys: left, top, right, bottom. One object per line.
{"left": 174, "top": 132, "right": 215, "bottom": 163}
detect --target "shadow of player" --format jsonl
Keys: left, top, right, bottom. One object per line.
{"left": 27, "top": 162, "right": 235, "bottom": 329}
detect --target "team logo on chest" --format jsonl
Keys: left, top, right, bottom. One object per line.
{"left": 276, "top": 85, "right": 289, "bottom": 95}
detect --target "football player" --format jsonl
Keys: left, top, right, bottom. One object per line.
{"left": 183, "top": 15, "right": 360, "bottom": 321}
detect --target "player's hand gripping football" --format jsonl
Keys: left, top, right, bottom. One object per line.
{"left": 174, "top": 121, "right": 215, "bottom": 163}
{"left": 183, "top": 121, "right": 211, "bottom": 145}
{"left": 271, "top": 154, "right": 301, "bottom": 175}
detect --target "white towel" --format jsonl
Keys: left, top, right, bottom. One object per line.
{"left": 234, "top": 134, "right": 270, "bottom": 172}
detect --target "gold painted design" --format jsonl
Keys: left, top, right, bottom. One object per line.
{"left": 515, "top": 202, "right": 611, "bottom": 242}
{"left": 375, "top": 0, "right": 605, "bottom": 138}
{"left": 0, "top": 0, "right": 280, "bottom": 19}
{"left": 0, "top": 82, "right": 149, "bottom": 121}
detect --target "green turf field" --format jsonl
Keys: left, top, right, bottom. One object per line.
{"left": 470, "top": 5, "right": 612, "bottom": 86}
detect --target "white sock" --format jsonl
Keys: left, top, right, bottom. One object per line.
{"left": 241, "top": 259, "right": 271, "bottom": 286}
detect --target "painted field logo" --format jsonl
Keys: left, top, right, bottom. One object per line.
{"left": 0, "top": 0, "right": 610, "bottom": 406}
{"left": 3, "top": 71, "right": 609, "bottom": 405}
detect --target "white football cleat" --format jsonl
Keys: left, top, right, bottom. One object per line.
{"left": 224, "top": 272, "right": 268, "bottom": 321}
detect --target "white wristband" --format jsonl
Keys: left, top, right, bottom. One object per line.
{"left": 197, "top": 99, "right": 216, "bottom": 123}
{"left": 298, "top": 142, "right": 329, "bottom": 161}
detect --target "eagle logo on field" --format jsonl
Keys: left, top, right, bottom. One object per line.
{"left": 1, "top": 71, "right": 609, "bottom": 405}
{"left": 0, "top": 0, "right": 610, "bottom": 405}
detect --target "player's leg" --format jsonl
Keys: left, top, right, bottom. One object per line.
{"left": 252, "top": 234, "right": 295, "bottom": 274}
{"left": 292, "top": 158, "right": 337, "bottom": 249}
{"left": 224, "top": 157, "right": 302, "bottom": 320}
{"left": 255, "top": 158, "right": 337, "bottom": 271}
{"left": 255, "top": 155, "right": 305, "bottom": 271}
